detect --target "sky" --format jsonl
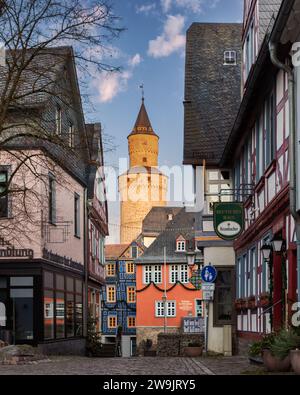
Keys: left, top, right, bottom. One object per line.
{"left": 86, "top": 0, "right": 244, "bottom": 243}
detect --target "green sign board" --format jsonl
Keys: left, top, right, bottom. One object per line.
{"left": 213, "top": 202, "right": 244, "bottom": 241}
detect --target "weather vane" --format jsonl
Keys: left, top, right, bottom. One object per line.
{"left": 139, "top": 83, "right": 144, "bottom": 102}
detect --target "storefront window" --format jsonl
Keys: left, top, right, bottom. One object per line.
{"left": 43, "top": 273, "right": 82, "bottom": 340}
{"left": 44, "top": 290, "right": 54, "bottom": 340}
{"left": 56, "top": 292, "right": 65, "bottom": 339}
{"left": 75, "top": 294, "right": 83, "bottom": 336}
{"left": 10, "top": 288, "right": 34, "bottom": 341}
{"left": 66, "top": 293, "right": 75, "bottom": 337}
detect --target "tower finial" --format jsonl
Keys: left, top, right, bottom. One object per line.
{"left": 139, "top": 83, "right": 144, "bottom": 102}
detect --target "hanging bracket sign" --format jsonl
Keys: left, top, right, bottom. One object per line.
{"left": 213, "top": 202, "right": 244, "bottom": 241}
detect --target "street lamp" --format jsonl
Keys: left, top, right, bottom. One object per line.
{"left": 261, "top": 243, "right": 272, "bottom": 261}
{"left": 271, "top": 235, "right": 285, "bottom": 254}
{"left": 186, "top": 251, "right": 196, "bottom": 267}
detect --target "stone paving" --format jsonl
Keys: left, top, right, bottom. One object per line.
{"left": 0, "top": 355, "right": 263, "bottom": 375}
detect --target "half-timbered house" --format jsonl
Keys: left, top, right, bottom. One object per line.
{"left": 220, "top": 0, "right": 300, "bottom": 353}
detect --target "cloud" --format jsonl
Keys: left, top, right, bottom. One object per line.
{"left": 136, "top": 3, "right": 156, "bottom": 14}
{"left": 94, "top": 53, "right": 142, "bottom": 103}
{"left": 160, "top": 0, "right": 221, "bottom": 14}
{"left": 161, "top": 0, "right": 172, "bottom": 13}
{"left": 175, "top": 0, "right": 203, "bottom": 13}
{"left": 148, "top": 14, "right": 186, "bottom": 58}
{"left": 128, "top": 53, "right": 142, "bottom": 67}
{"left": 95, "top": 70, "right": 132, "bottom": 103}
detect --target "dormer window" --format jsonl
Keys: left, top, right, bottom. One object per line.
{"left": 176, "top": 237, "right": 186, "bottom": 252}
{"left": 167, "top": 214, "right": 173, "bottom": 221}
{"left": 224, "top": 51, "right": 237, "bottom": 65}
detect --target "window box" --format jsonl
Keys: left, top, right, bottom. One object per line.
{"left": 235, "top": 298, "right": 247, "bottom": 311}
{"left": 259, "top": 292, "right": 271, "bottom": 307}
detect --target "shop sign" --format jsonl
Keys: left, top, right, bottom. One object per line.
{"left": 213, "top": 202, "right": 244, "bottom": 240}
{"left": 0, "top": 239, "right": 33, "bottom": 259}
{"left": 0, "top": 248, "right": 34, "bottom": 259}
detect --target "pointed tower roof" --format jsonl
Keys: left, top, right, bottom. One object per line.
{"left": 129, "top": 99, "right": 158, "bottom": 138}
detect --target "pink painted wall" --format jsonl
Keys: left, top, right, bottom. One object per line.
{"left": 0, "top": 149, "right": 85, "bottom": 265}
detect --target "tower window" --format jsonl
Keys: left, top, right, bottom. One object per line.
{"left": 143, "top": 157, "right": 147, "bottom": 163}
{"left": 224, "top": 51, "right": 237, "bottom": 65}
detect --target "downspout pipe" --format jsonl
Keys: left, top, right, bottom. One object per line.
{"left": 269, "top": 41, "right": 300, "bottom": 303}
{"left": 84, "top": 189, "right": 89, "bottom": 339}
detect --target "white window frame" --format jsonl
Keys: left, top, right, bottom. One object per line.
{"left": 155, "top": 301, "right": 176, "bottom": 317}
{"left": 154, "top": 265, "right": 162, "bottom": 284}
{"left": 143, "top": 265, "right": 162, "bottom": 284}
{"left": 224, "top": 50, "right": 237, "bottom": 65}
{"left": 144, "top": 265, "right": 152, "bottom": 284}
{"left": 176, "top": 240, "right": 186, "bottom": 252}
{"left": 169, "top": 264, "right": 189, "bottom": 284}
{"left": 167, "top": 301, "right": 176, "bottom": 317}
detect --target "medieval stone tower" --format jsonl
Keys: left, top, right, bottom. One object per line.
{"left": 119, "top": 99, "right": 168, "bottom": 244}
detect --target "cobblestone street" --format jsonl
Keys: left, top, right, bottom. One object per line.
{"left": 0, "top": 356, "right": 265, "bottom": 375}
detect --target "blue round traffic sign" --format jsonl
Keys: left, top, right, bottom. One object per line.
{"left": 201, "top": 265, "right": 217, "bottom": 283}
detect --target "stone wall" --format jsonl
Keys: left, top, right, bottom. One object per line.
{"left": 37, "top": 338, "right": 86, "bottom": 356}
{"left": 157, "top": 333, "right": 204, "bottom": 357}
{"left": 136, "top": 327, "right": 179, "bottom": 355}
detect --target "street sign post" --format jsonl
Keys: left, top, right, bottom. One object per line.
{"left": 201, "top": 265, "right": 217, "bottom": 283}
{"left": 200, "top": 265, "right": 218, "bottom": 355}
{"left": 201, "top": 283, "right": 215, "bottom": 292}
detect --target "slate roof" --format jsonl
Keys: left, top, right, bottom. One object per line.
{"left": 128, "top": 99, "right": 158, "bottom": 138}
{"left": 258, "top": 0, "right": 283, "bottom": 45}
{"left": 142, "top": 206, "right": 182, "bottom": 236}
{"left": 135, "top": 208, "right": 196, "bottom": 264}
{"left": 0, "top": 47, "right": 72, "bottom": 107}
{"left": 0, "top": 46, "right": 93, "bottom": 183}
{"left": 183, "top": 23, "right": 242, "bottom": 166}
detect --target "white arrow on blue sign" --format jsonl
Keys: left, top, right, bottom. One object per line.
{"left": 201, "top": 265, "right": 217, "bottom": 283}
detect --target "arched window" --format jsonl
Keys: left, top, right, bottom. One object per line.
{"left": 0, "top": 302, "right": 6, "bottom": 326}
